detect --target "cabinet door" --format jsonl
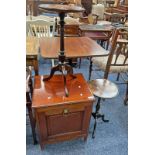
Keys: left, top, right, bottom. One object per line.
{"left": 36, "top": 103, "right": 92, "bottom": 143}
{"left": 47, "top": 111, "right": 84, "bottom": 136}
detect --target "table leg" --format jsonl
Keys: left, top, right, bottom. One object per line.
{"left": 89, "top": 58, "right": 92, "bottom": 80}
{"left": 43, "top": 63, "right": 76, "bottom": 97}
{"left": 92, "top": 97, "right": 101, "bottom": 138}
{"left": 92, "top": 97, "right": 109, "bottom": 138}
{"left": 33, "top": 58, "right": 38, "bottom": 75}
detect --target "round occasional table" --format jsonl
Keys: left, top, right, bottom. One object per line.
{"left": 88, "top": 79, "right": 119, "bottom": 138}
{"left": 38, "top": 4, "right": 85, "bottom": 96}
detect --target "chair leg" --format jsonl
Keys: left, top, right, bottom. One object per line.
{"left": 29, "top": 78, "right": 33, "bottom": 96}
{"left": 89, "top": 58, "right": 93, "bottom": 80}
{"left": 124, "top": 84, "right": 128, "bottom": 105}
{"left": 26, "top": 93, "right": 38, "bottom": 144}
{"left": 100, "top": 40, "right": 103, "bottom": 47}
{"left": 33, "top": 58, "right": 38, "bottom": 75}
{"left": 106, "top": 40, "right": 109, "bottom": 50}
{"left": 79, "top": 58, "right": 81, "bottom": 69}
{"left": 116, "top": 73, "right": 120, "bottom": 81}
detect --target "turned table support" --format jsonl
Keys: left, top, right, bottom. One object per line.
{"left": 39, "top": 4, "right": 84, "bottom": 97}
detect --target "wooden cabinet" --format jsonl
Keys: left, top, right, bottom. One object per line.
{"left": 32, "top": 74, "right": 95, "bottom": 149}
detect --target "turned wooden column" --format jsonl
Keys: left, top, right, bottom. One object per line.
{"left": 81, "top": 0, "right": 92, "bottom": 15}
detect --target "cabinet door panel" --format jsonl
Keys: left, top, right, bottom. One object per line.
{"left": 47, "top": 111, "right": 84, "bottom": 136}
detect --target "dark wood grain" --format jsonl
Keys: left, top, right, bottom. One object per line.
{"left": 39, "top": 4, "right": 85, "bottom": 13}
{"left": 32, "top": 73, "right": 95, "bottom": 108}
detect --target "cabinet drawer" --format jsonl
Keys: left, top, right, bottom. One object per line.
{"left": 41, "top": 103, "right": 87, "bottom": 116}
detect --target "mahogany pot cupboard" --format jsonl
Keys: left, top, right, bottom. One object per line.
{"left": 32, "top": 73, "right": 95, "bottom": 149}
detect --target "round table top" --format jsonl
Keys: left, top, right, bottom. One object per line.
{"left": 39, "top": 4, "right": 85, "bottom": 13}
{"left": 88, "top": 79, "right": 119, "bottom": 99}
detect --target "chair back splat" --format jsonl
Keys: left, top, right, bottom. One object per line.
{"left": 27, "top": 19, "right": 55, "bottom": 37}
{"left": 104, "top": 28, "right": 128, "bottom": 79}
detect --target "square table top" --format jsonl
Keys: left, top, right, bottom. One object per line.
{"left": 26, "top": 36, "right": 39, "bottom": 56}
{"left": 32, "top": 73, "right": 95, "bottom": 108}
{"left": 40, "top": 37, "right": 109, "bottom": 59}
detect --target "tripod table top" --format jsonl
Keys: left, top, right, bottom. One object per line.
{"left": 39, "top": 4, "right": 85, "bottom": 13}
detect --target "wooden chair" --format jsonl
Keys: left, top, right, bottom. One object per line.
{"left": 89, "top": 27, "right": 128, "bottom": 97}
{"left": 92, "top": 3, "right": 105, "bottom": 20}
{"left": 27, "top": 15, "right": 55, "bottom": 22}
{"left": 26, "top": 37, "right": 39, "bottom": 75}
{"left": 27, "top": 19, "right": 55, "bottom": 37}
{"left": 78, "top": 26, "right": 114, "bottom": 69}
{"left": 27, "top": 19, "right": 56, "bottom": 67}
{"left": 79, "top": 13, "right": 98, "bottom": 24}
{"left": 88, "top": 28, "right": 128, "bottom": 138}
{"left": 104, "top": 0, "right": 128, "bottom": 14}
{"left": 78, "top": 30, "right": 113, "bottom": 68}
{"left": 26, "top": 67, "right": 37, "bottom": 144}
{"left": 88, "top": 13, "right": 99, "bottom": 24}
{"left": 104, "top": 12, "right": 127, "bottom": 26}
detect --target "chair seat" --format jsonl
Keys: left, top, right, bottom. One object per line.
{"left": 92, "top": 54, "right": 128, "bottom": 73}
{"left": 88, "top": 79, "right": 119, "bottom": 98}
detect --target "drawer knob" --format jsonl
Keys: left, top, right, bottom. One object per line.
{"left": 63, "top": 109, "right": 69, "bottom": 115}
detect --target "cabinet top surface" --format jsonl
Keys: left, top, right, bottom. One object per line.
{"left": 32, "top": 73, "right": 95, "bottom": 108}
